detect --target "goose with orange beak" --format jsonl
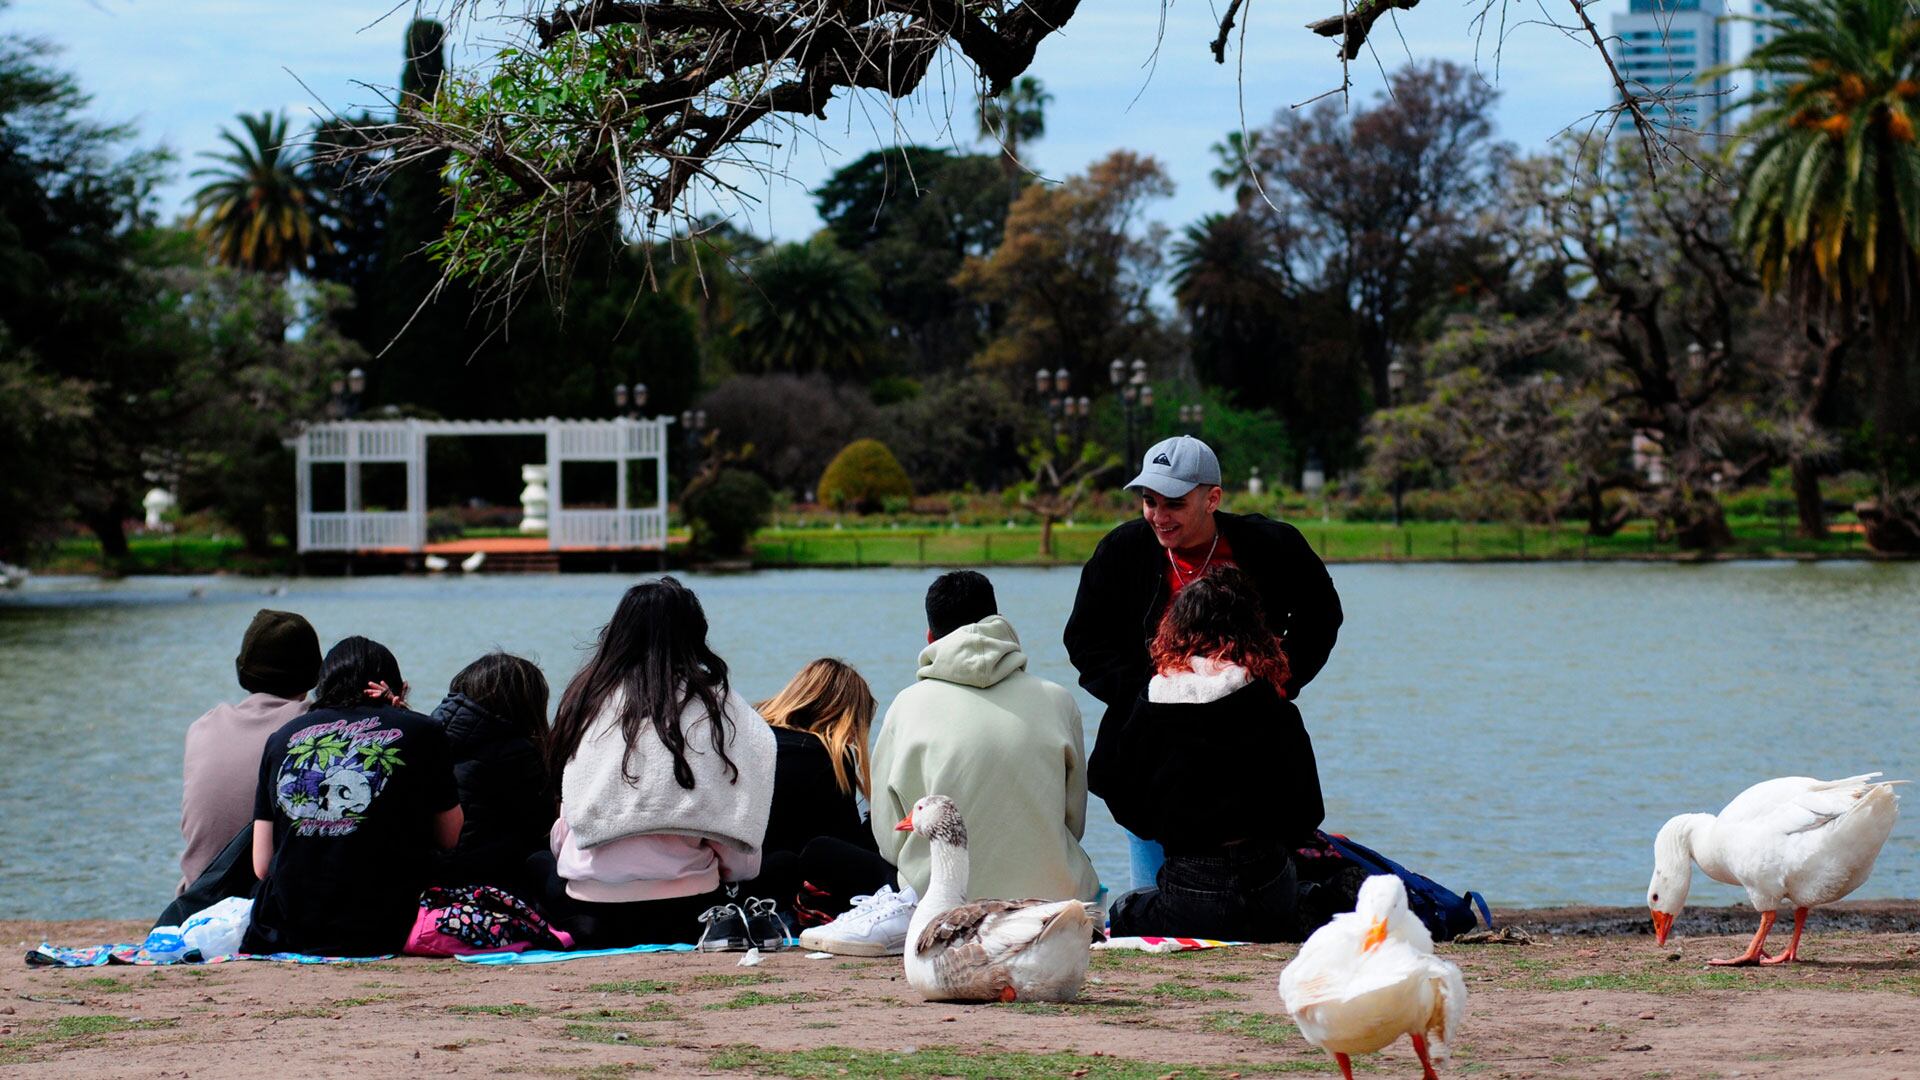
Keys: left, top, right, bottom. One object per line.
{"left": 1648, "top": 773, "right": 1902, "bottom": 965}
{"left": 1279, "top": 875, "right": 1467, "bottom": 1080}
{"left": 894, "top": 795, "right": 1103, "bottom": 1003}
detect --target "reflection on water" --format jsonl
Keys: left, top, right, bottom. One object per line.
{"left": 2, "top": 561, "right": 1916, "bottom": 918}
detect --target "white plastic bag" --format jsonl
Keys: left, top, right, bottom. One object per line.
{"left": 180, "top": 896, "right": 253, "bottom": 959}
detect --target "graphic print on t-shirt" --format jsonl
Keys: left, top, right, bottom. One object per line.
{"left": 275, "top": 717, "right": 407, "bottom": 836}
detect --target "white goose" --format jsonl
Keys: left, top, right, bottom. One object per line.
{"left": 895, "top": 795, "right": 1102, "bottom": 1003}
{"left": 1648, "top": 772, "right": 1903, "bottom": 965}
{"left": 1279, "top": 875, "right": 1467, "bottom": 1080}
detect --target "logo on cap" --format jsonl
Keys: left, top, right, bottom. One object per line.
{"left": 1152, "top": 453, "right": 1172, "bottom": 466}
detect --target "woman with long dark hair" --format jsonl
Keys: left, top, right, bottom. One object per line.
{"left": 1093, "top": 567, "right": 1324, "bottom": 942}
{"left": 244, "top": 636, "right": 463, "bottom": 956}
{"left": 537, "top": 577, "right": 776, "bottom": 948}
{"left": 428, "top": 651, "right": 555, "bottom": 893}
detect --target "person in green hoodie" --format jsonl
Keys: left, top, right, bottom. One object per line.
{"left": 797, "top": 571, "right": 1102, "bottom": 957}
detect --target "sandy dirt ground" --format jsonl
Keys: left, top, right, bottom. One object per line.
{"left": 3, "top": 906, "right": 1917, "bottom": 1080}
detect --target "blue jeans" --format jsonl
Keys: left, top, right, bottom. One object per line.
{"left": 1127, "top": 830, "right": 1166, "bottom": 891}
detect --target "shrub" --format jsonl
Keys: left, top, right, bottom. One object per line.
{"left": 683, "top": 468, "right": 775, "bottom": 556}
{"left": 818, "top": 439, "right": 913, "bottom": 513}
{"left": 699, "top": 375, "right": 876, "bottom": 493}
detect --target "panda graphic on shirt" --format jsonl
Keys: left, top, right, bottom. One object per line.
{"left": 274, "top": 717, "right": 407, "bottom": 836}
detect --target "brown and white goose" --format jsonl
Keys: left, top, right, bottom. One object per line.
{"left": 894, "top": 795, "right": 1102, "bottom": 1003}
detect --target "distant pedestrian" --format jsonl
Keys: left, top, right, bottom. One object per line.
{"left": 1066, "top": 435, "right": 1341, "bottom": 889}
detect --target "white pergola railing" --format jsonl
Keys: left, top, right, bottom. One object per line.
{"left": 294, "top": 417, "right": 672, "bottom": 554}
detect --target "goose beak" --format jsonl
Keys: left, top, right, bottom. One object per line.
{"left": 1362, "top": 918, "right": 1388, "bottom": 952}
{"left": 1651, "top": 909, "right": 1674, "bottom": 944}
{"left": 894, "top": 815, "right": 914, "bottom": 832}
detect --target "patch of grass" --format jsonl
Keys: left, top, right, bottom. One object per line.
{"left": 1209, "top": 973, "right": 1254, "bottom": 983}
{"left": 561, "top": 1022, "right": 653, "bottom": 1046}
{"left": 1146, "top": 980, "right": 1244, "bottom": 1002}
{"left": 448, "top": 1003, "right": 543, "bottom": 1017}
{"left": 77, "top": 976, "right": 133, "bottom": 994}
{"left": 689, "top": 972, "right": 778, "bottom": 989}
{"left": 572, "top": 1008, "right": 655, "bottom": 1023}
{"left": 0, "top": 1015, "right": 181, "bottom": 1065}
{"left": 333, "top": 994, "right": 391, "bottom": 1008}
{"left": 708, "top": 1044, "right": 1320, "bottom": 1078}
{"left": 703, "top": 990, "right": 821, "bottom": 1010}
{"left": 573, "top": 1065, "right": 656, "bottom": 1078}
{"left": 588, "top": 979, "right": 675, "bottom": 995}
{"left": 1202, "top": 1009, "right": 1296, "bottom": 1046}
{"left": 1539, "top": 971, "right": 1754, "bottom": 994}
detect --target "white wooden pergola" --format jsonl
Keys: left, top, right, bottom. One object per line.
{"left": 294, "top": 418, "right": 672, "bottom": 553}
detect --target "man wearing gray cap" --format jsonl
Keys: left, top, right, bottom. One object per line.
{"left": 1065, "top": 435, "right": 1341, "bottom": 889}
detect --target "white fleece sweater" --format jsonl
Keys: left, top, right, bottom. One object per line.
{"left": 560, "top": 687, "right": 775, "bottom": 856}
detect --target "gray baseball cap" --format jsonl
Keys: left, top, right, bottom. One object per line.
{"left": 1125, "top": 436, "right": 1222, "bottom": 498}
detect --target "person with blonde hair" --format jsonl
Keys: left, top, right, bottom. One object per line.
{"left": 756, "top": 658, "right": 876, "bottom": 859}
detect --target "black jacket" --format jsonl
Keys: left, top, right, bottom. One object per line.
{"left": 764, "top": 727, "right": 875, "bottom": 858}
{"left": 1065, "top": 511, "right": 1342, "bottom": 718}
{"left": 428, "top": 693, "right": 556, "bottom": 890}
{"left": 1090, "top": 678, "right": 1324, "bottom": 854}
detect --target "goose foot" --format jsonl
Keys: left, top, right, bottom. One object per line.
{"left": 1706, "top": 909, "right": 1777, "bottom": 966}
{"left": 1758, "top": 907, "right": 1809, "bottom": 965}
{"left": 1332, "top": 1052, "right": 1356, "bottom": 1080}
{"left": 1411, "top": 1033, "right": 1440, "bottom": 1080}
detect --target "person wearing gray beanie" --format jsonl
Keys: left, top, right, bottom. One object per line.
{"left": 177, "top": 609, "right": 320, "bottom": 892}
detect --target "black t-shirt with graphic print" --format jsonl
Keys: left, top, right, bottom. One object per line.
{"left": 243, "top": 705, "right": 459, "bottom": 957}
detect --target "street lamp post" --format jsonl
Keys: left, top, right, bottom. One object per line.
{"left": 1386, "top": 354, "right": 1409, "bottom": 528}
{"left": 1111, "top": 358, "right": 1153, "bottom": 466}
{"left": 613, "top": 382, "right": 648, "bottom": 420}
{"left": 679, "top": 408, "right": 708, "bottom": 480}
{"left": 327, "top": 367, "right": 367, "bottom": 420}
{"left": 1178, "top": 402, "right": 1205, "bottom": 435}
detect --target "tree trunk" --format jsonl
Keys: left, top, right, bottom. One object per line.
{"left": 1039, "top": 513, "right": 1056, "bottom": 558}
{"left": 1670, "top": 490, "right": 1734, "bottom": 551}
{"left": 1790, "top": 454, "right": 1828, "bottom": 540}
{"left": 81, "top": 507, "right": 130, "bottom": 560}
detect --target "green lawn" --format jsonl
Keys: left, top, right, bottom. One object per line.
{"left": 27, "top": 511, "right": 1883, "bottom": 576}
{"left": 748, "top": 514, "right": 1876, "bottom": 567}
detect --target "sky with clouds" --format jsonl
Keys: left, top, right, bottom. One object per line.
{"left": 12, "top": 0, "right": 1645, "bottom": 241}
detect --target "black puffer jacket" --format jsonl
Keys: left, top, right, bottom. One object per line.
{"left": 1091, "top": 677, "right": 1324, "bottom": 855}
{"left": 428, "top": 693, "right": 556, "bottom": 892}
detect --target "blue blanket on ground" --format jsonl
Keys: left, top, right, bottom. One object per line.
{"left": 25, "top": 942, "right": 389, "bottom": 967}
{"left": 454, "top": 936, "right": 800, "bottom": 964}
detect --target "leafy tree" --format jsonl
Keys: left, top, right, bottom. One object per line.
{"left": 877, "top": 374, "right": 1042, "bottom": 491}
{"left": 1172, "top": 212, "right": 1291, "bottom": 405}
{"left": 1252, "top": 61, "right": 1506, "bottom": 407}
{"left": 1717, "top": 0, "right": 1920, "bottom": 543}
{"left": 190, "top": 112, "right": 329, "bottom": 279}
{"left": 683, "top": 468, "right": 775, "bottom": 556}
{"left": 978, "top": 75, "right": 1052, "bottom": 184}
{"left": 0, "top": 25, "right": 169, "bottom": 556}
{"left": 699, "top": 375, "right": 878, "bottom": 494}
{"left": 954, "top": 150, "right": 1174, "bottom": 393}
{"left": 1018, "top": 435, "right": 1119, "bottom": 555}
{"left": 1208, "top": 130, "right": 1264, "bottom": 212}
{"left": 816, "top": 147, "right": 1014, "bottom": 372}
{"left": 734, "top": 238, "right": 881, "bottom": 378}
{"left": 818, "top": 439, "right": 914, "bottom": 512}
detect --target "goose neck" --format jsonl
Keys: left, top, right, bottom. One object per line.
{"left": 921, "top": 837, "right": 970, "bottom": 912}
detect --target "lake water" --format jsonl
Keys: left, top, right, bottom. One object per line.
{"left": 2, "top": 562, "right": 1916, "bottom": 920}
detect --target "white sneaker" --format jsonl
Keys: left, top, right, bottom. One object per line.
{"left": 797, "top": 884, "right": 918, "bottom": 956}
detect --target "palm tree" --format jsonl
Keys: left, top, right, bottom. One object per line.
{"left": 734, "top": 239, "right": 881, "bottom": 378}
{"left": 1171, "top": 213, "right": 1291, "bottom": 405}
{"left": 1208, "top": 130, "right": 1264, "bottom": 212}
{"left": 1718, "top": 0, "right": 1920, "bottom": 520}
{"left": 190, "top": 111, "right": 330, "bottom": 277}
{"left": 978, "top": 76, "right": 1052, "bottom": 184}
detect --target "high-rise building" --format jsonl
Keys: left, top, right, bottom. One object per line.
{"left": 1748, "top": 0, "right": 1802, "bottom": 97}
{"left": 1610, "top": 0, "right": 1732, "bottom": 135}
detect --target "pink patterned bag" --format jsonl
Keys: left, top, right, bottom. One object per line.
{"left": 404, "top": 885, "right": 574, "bottom": 957}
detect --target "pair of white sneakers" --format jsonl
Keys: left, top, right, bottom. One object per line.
{"left": 796, "top": 883, "right": 919, "bottom": 956}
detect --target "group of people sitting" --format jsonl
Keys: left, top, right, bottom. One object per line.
{"left": 172, "top": 436, "right": 1350, "bottom": 957}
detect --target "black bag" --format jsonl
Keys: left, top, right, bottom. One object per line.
{"left": 154, "top": 824, "right": 257, "bottom": 930}
{"left": 1310, "top": 831, "right": 1491, "bottom": 942}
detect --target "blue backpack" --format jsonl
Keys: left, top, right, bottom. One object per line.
{"left": 1318, "top": 831, "right": 1491, "bottom": 942}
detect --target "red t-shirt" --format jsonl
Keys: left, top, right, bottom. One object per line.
{"left": 1164, "top": 531, "right": 1237, "bottom": 598}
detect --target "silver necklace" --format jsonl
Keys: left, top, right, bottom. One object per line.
{"left": 1167, "top": 531, "right": 1220, "bottom": 583}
